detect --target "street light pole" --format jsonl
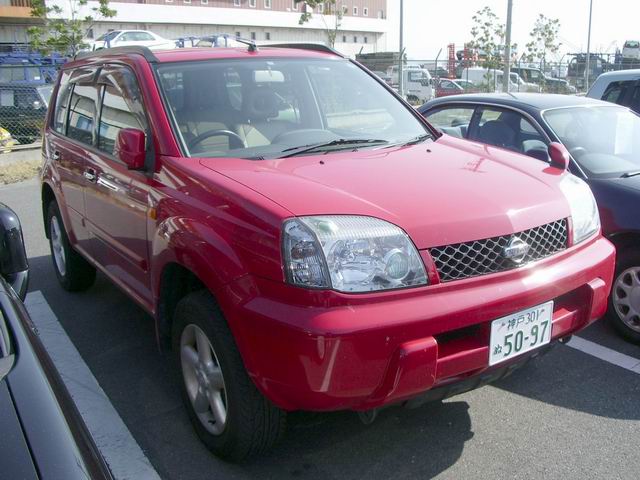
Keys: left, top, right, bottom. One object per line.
{"left": 585, "top": 0, "right": 593, "bottom": 90}
{"left": 398, "top": 0, "right": 404, "bottom": 97}
{"left": 503, "top": 0, "right": 514, "bottom": 93}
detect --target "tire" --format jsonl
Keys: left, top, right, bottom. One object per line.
{"left": 608, "top": 249, "right": 640, "bottom": 343}
{"left": 46, "top": 201, "right": 96, "bottom": 292}
{"left": 172, "top": 290, "right": 286, "bottom": 462}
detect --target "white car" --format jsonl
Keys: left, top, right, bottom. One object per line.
{"left": 84, "top": 30, "right": 176, "bottom": 51}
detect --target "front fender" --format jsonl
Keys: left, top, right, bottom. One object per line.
{"left": 150, "top": 215, "right": 247, "bottom": 299}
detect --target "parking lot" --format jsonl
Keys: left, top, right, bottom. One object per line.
{"left": 3, "top": 178, "right": 639, "bottom": 479}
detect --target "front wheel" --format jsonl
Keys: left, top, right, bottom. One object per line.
{"left": 608, "top": 249, "right": 640, "bottom": 343}
{"left": 172, "top": 290, "right": 286, "bottom": 461}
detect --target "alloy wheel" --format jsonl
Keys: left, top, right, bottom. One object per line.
{"left": 180, "top": 324, "right": 228, "bottom": 435}
{"left": 50, "top": 215, "right": 66, "bottom": 277}
{"left": 613, "top": 266, "right": 640, "bottom": 333}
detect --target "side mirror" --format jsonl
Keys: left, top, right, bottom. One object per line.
{"left": 115, "top": 128, "right": 146, "bottom": 170}
{"left": 0, "top": 204, "right": 29, "bottom": 301}
{"left": 548, "top": 142, "right": 570, "bottom": 170}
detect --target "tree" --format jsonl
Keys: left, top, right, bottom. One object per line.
{"left": 28, "top": 0, "right": 117, "bottom": 57}
{"left": 468, "top": 6, "right": 506, "bottom": 70}
{"left": 525, "top": 14, "right": 561, "bottom": 66}
{"left": 295, "top": 0, "right": 343, "bottom": 48}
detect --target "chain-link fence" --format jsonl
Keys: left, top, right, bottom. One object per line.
{"left": 358, "top": 51, "right": 640, "bottom": 104}
{"left": 0, "top": 64, "right": 59, "bottom": 153}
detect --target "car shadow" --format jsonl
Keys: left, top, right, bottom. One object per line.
{"left": 25, "top": 253, "right": 474, "bottom": 480}
{"left": 493, "top": 345, "right": 640, "bottom": 421}
{"left": 239, "top": 401, "right": 473, "bottom": 479}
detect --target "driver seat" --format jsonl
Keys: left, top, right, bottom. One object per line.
{"left": 236, "top": 87, "right": 293, "bottom": 147}
{"left": 174, "top": 72, "right": 240, "bottom": 153}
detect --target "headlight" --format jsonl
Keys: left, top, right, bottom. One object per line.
{"left": 283, "top": 216, "right": 427, "bottom": 292}
{"left": 559, "top": 174, "right": 600, "bottom": 244}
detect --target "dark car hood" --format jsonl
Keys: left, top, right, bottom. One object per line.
{"left": 199, "top": 135, "right": 571, "bottom": 249}
{"left": 588, "top": 176, "right": 640, "bottom": 236}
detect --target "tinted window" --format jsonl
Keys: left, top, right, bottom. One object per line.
{"left": 470, "top": 107, "right": 546, "bottom": 154}
{"left": 97, "top": 67, "right": 147, "bottom": 156}
{"left": 53, "top": 71, "right": 72, "bottom": 134}
{"left": 629, "top": 86, "right": 640, "bottom": 113}
{"left": 67, "top": 84, "right": 99, "bottom": 145}
{"left": 602, "top": 80, "right": 635, "bottom": 105}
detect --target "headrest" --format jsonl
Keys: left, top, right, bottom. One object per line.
{"left": 243, "top": 87, "right": 280, "bottom": 120}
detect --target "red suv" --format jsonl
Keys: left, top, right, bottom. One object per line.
{"left": 41, "top": 45, "right": 615, "bottom": 461}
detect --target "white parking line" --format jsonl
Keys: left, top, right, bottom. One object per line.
{"left": 567, "top": 336, "right": 640, "bottom": 375}
{"left": 25, "top": 291, "right": 161, "bottom": 480}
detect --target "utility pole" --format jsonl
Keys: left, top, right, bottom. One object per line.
{"left": 585, "top": 0, "right": 594, "bottom": 90}
{"left": 502, "top": 0, "right": 514, "bottom": 93}
{"left": 398, "top": 0, "right": 404, "bottom": 97}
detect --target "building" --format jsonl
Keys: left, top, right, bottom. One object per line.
{"left": 0, "top": 0, "right": 392, "bottom": 58}
{"left": 0, "top": 0, "right": 39, "bottom": 46}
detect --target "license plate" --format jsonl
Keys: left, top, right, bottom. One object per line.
{"left": 489, "top": 301, "right": 553, "bottom": 366}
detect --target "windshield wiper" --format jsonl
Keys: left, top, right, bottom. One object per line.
{"left": 621, "top": 170, "right": 640, "bottom": 178}
{"left": 278, "top": 138, "right": 388, "bottom": 158}
{"left": 383, "top": 134, "right": 432, "bottom": 149}
{"left": 399, "top": 134, "right": 432, "bottom": 147}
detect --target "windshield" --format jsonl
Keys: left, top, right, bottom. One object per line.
{"left": 96, "top": 31, "right": 120, "bottom": 41}
{"left": 543, "top": 106, "right": 640, "bottom": 177}
{"left": 0, "top": 66, "right": 42, "bottom": 83}
{"left": 156, "top": 57, "right": 429, "bottom": 159}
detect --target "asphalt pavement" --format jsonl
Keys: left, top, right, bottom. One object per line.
{"left": 3, "top": 178, "right": 640, "bottom": 480}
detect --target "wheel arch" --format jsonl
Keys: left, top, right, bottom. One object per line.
{"left": 151, "top": 216, "right": 249, "bottom": 339}
{"left": 607, "top": 231, "right": 640, "bottom": 257}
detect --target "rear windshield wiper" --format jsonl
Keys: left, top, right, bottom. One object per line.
{"left": 621, "top": 170, "right": 640, "bottom": 178}
{"left": 278, "top": 139, "right": 388, "bottom": 158}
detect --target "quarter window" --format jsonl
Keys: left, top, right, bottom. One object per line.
{"left": 67, "top": 84, "right": 100, "bottom": 145}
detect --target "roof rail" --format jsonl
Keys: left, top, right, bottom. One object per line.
{"left": 234, "top": 36, "right": 258, "bottom": 52}
{"left": 267, "top": 43, "right": 344, "bottom": 58}
{"left": 74, "top": 46, "right": 159, "bottom": 63}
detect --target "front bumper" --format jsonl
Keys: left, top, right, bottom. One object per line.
{"left": 219, "top": 236, "right": 615, "bottom": 411}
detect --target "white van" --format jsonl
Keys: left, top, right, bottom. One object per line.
{"left": 387, "top": 66, "right": 434, "bottom": 103}
{"left": 460, "top": 67, "right": 512, "bottom": 92}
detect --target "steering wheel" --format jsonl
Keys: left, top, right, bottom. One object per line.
{"left": 188, "top": 129, "right": 247, "bottom": 151}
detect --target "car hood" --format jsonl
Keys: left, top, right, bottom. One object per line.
{"left": 199, "top": 136, "right": 571, "bottom": 249}
{"left": 588, "top": 175, "right": 640, "bottom": 235}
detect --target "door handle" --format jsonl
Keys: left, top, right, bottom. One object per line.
{"left": 97, "top": 176, "right": 120, "bottom": 192}
{"left": 52, "top": 150, "right": 61, "bottom": 161}
{"left": 83, "top": 169, "right": 96, "bottom": 182}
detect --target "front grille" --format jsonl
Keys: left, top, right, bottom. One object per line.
{"left": 429, "top": 219, "right": 568, "bottom": 282}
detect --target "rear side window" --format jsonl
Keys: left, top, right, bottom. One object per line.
{"left": 53, "top": 71, "right": 72, "bottom": 134}
{"left": 67, "top": 84, "right": 100, "bottom": 145}
{"left": 97, "top": 66, "right": 147, "bottom": 156}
